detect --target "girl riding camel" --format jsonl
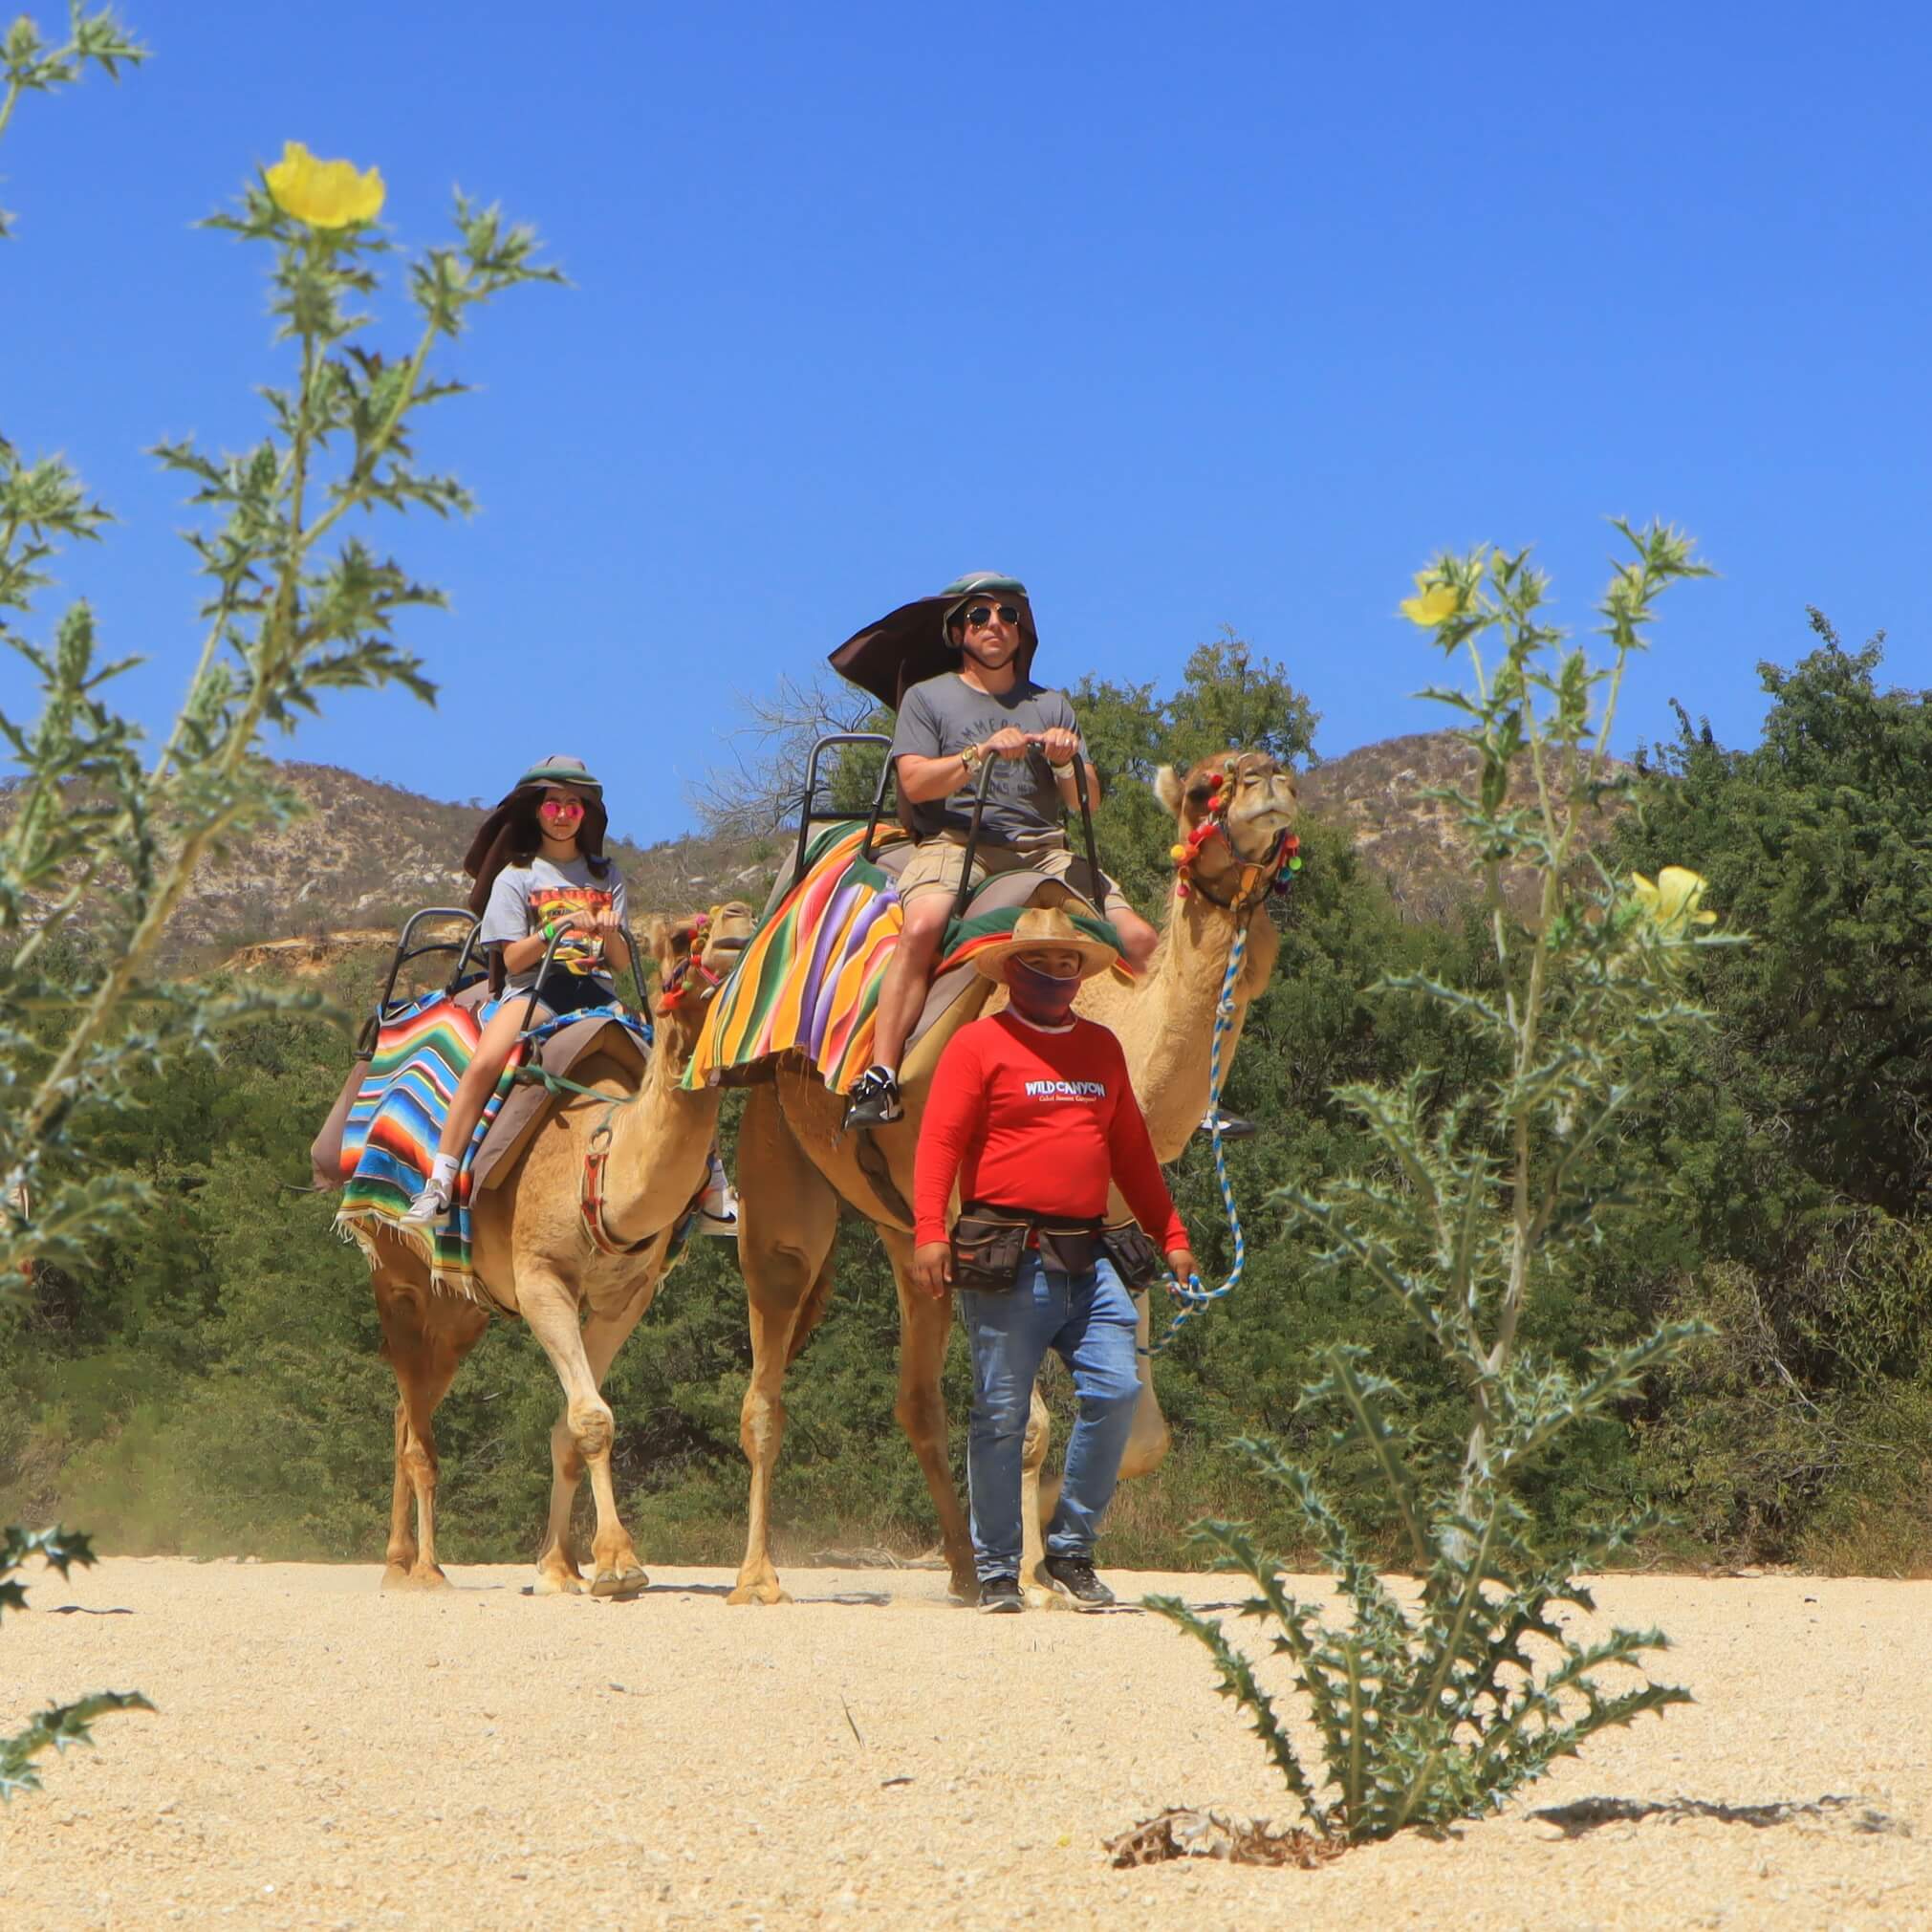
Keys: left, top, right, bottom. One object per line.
{"left": 402, "top": 754, "right": 736, "bottom": 1233}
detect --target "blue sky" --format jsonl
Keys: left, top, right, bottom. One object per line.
{"left": 5, "top": 1, "right": 1926, "bottom": 843}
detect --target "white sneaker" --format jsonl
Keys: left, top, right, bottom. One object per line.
{"left": 400, "top": 1176, "right": 453, "bottom": 1226}
{"left": 696, "top": 1156, "right": 738, "bottom": 1237}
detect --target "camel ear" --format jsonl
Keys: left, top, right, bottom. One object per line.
{"left": 1154, "top": 765, "right": 1185, "bottom": 814}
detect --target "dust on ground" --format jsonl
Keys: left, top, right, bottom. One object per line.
{"left": 1, "top": 1561, "right": 1925, "bottom": 1930}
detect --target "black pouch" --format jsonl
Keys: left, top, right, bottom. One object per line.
{"left": 1100, "top": 1220, "right": 1164, "bottom": 1292}
{"left": 1034, "top": 1223, "right": 1100, "bottom": 1274}
{"left": 950, "top": 1211, "right": 1030, "bottom": 1291}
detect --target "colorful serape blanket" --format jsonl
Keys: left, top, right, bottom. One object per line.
{"left": 683, "top": 820, "right": 1122, "bottom": 1096}
{"left": 335, "top": 988, "right": 650, "bottom": 1297}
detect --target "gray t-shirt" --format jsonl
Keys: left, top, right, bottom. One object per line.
{"left": 479, "top": 854, "right": 629, "bottom": 992}
{"left": 888, "top": 672, "right": 1086, "bottom": 846}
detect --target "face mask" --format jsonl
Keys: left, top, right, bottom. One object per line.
{"left": 1006, "top": 956, "right": 1080, "bottom": 1024}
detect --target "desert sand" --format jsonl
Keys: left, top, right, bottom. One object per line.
{"left": 1, "top": 1559, "right": 1925, "bottom": 1930}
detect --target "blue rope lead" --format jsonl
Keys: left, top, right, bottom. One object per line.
{"left": 1142, "top": 920, "right": 1248, "bottom": 1357}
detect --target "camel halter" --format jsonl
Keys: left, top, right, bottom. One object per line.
{"left": 1143, "top": 774, "right": 1303, "bottom": 1357}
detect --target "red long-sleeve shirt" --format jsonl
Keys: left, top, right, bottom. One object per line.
{"left": 913, "top": 1009, "right": 1188, "bottom": 1254}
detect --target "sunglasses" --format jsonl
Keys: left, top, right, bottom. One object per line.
{"left": 539, "top": 795, "right": 586, "bottom": 817}
{"left": 963, "top": 602, "right": 1020, "bottom": 629}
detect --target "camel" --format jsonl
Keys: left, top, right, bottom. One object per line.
{"left": 368, "top": 901, "right": 756, "bottom": 1596}
{"left": 727, "top": 749, "right": 1297, "bottom": 1605}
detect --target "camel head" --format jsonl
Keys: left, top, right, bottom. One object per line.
{"left": 1153, "top": 750, "right": 1299, "bottom": 901}
{"left": 647, "top": 900, "right": 756, "bottom": 1039}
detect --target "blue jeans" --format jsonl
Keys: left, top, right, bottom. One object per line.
{"left": 957, "top": 1252, "right": 1142, "bottom": 1583}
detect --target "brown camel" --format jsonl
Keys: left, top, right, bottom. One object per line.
{"left": 727, "top": 749, "right": 1297, "bottom": 1605}
{"left": 369, "top": 901, "right": 756, "bottom": 1596}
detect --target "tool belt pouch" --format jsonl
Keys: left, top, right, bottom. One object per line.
{"left": 1032, "top": 1223, "right": 1100, "bottom": 1274}
{"left": 950, "top": 1211, "right": 1031, "bottom": 1291}
{"left": 1100, "top": 1220, "right": 1163, "bottom": 1292}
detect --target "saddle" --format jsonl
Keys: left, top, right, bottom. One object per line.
{"left": 308, "top": 990, "right": 648, "bottom": 1196}
{"left": 684, "top": 823, "right": 1113, "bottom": 1096}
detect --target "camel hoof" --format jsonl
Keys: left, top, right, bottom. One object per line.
{"left": 531, "top": 1570, "right": 585, "bottom": 1596}
{"left": 947, "top": 1574, "right": 981, "bottom": 1607}
{"left": 382, "top": 1563, "right": 449, "bottom": 1592}
{"left": 726, "top": 1580, "right": 792, "bottom": 1606}
{"left": 591, "top": 1566, "right": 649, "bottom": 1600}
{"left": 1023, "top": 1581, "right": 1075, "bottom": 1612}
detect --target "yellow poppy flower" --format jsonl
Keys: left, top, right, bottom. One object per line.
{"left": 1399, "top": 574, "right": 1459, "bottom": 627}
{"left": 1631, "top": 866, "right": 1717, "bottom": 938}
{"left": 265, "top": 141, "right": 385, "bottom": 230}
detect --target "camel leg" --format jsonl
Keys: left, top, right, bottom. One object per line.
{"left": 1116, "top": 1294, "right": 1172, "bottom": 1481}
{"left": 878, "top": 1226, "right": 978, "bottom": 1602}
{"left": 729, "top": 1085, "right": 838, "bottom": 1607}
{"left": 518, "top": 1269, "right": 646, "bottom": 1600}
{"left": 376, "top": 1270, "right": 488, "bottom": 1590}
{"left": 385, "top": 1399, "right": 418, "bottom": 1577}
{"left": 1019, "top": 1387, "right": 1062, "bottom": 1607}
{"left": 533, "top": 1270, "right": 660, "bottom": 1596}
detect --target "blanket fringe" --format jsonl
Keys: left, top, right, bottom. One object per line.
{"left": 333, "top": 1206, "right": 493, "bottom": 1308}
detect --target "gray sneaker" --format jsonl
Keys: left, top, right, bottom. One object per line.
{"left": 1042, "top": 1553, "right": 1116, "bottom": 1608}
{"left": 842, "top": 1066, "right": 904, "bottom": 1129}
{"left": 977, "top": 1574, "right": 1024, "bottom": 1615}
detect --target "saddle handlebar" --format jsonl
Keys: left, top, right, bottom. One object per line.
{"left": 950, "top": 739, "right": 1104, "bottom": 928}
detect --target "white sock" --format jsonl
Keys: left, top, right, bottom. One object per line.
{"left": 869, "top": 1063, "right": 899, "bottom": 1082}
{"left": 429, "top": 1151, "right": 459, "bottom": 1183}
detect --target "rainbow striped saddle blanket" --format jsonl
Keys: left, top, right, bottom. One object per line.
{"left": 682, "top": 822, "right": 1121, "bottom": 1096}
{"left": 333, "top": 988, "right": 651, "bottom": 1298}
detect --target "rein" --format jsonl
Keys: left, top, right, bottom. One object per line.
{"left": 1142, "top": 769, "right": 1303, "bottom": 1357}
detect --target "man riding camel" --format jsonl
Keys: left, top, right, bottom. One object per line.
{"left": 835, "top": 572, "right": 1248, "bottom": 1141}
{"left": 840, "top": 574, "right": 1157, "bottom": 1129}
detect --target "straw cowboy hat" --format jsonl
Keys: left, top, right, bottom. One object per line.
{"left": 973, "top": 905, "right": 1119, "bottom": 985}
{"left": 828, "top": 572, "right": 1040, "bottom": 709}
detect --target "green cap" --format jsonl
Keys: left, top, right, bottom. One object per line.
{"left": 517, "top": 753, "right": 602, "bottom": 792}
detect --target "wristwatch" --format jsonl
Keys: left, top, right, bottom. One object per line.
{"left": 959, "top": 742, "right": 985, "bottom": 773}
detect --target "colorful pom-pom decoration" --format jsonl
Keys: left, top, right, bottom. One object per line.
{"left": 1170, "top": 842, "right": 1189, "bottom": 862}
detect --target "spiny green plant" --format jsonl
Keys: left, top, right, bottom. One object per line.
{"left": 1150, "top": 521, "right": 1733, "bottom": 1841}
{"left": 2, "top": 3, "right": 556, "bottom": 1791}
{"left": 0, "top": 1525, "right": 152, "bottom": 1797}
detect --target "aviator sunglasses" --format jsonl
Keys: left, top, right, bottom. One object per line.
{"left": 539, "top": 793, "right": 586, "bottom": 818}
{"left": 963, "top": 602, "right": 1021, "bottom": 629}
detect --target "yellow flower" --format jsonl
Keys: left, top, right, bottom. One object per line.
{"left": 1631, "top": 866, "right": 1718, "bottom": 938}
{"left": 1399, "top": 574, "right": 1459, "bottom": 627}
{"left": 265, "top": 141, "right": 385, "bottom": 230}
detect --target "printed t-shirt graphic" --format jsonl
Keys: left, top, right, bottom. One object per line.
{"left": 528, "top": 882, "right": 614, "bottom": 975}
{"left": 480, "top": 855, "right": 630, "bottom": 988}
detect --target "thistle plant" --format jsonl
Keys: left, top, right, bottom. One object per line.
{"left": 1151, "top": 521, "right": 1729, "bottom": 1842}
{"left": 1, "top": 5, "right": 557, "bottom": 1791}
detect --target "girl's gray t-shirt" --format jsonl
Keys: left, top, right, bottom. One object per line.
{"left": 479, "top": 855, "right": 628, "bottom": 991}
{"left": 888, "top": 672, "right": 1086, "bottom": 846}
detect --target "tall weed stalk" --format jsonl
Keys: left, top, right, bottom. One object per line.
{"left": 1150, "top": 523, "right": 1731, "bottom": 1840}
{"left": 1, "top": 3, "right": 555, "bottom": 1791}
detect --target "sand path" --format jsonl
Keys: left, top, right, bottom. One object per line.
{"left": 1, "top": 1560, "right": 1925, "bottom": 1929}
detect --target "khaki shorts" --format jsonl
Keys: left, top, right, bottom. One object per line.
{"left": 894, "top": 833, "right": 1132, "bottom": 920}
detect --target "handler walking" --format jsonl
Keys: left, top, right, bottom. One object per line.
{"left": 911, "top": 907, "right": 1197, "bottom": 1613}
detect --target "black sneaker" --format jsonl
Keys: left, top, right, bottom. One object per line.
{"left": 977, "top": 1574, "right": 1024, "bottom": 1615}
{"left": 843, "top": 1066, "right": 904, "bottom": 1128}
{"left": 1042, "top": 1554, "right": 1116, "bottom": 1608}
{"left": 1198, "top": 1106, "right": 1257, "bottom": 1140}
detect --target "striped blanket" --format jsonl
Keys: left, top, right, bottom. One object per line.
{"left": 335, "top": 988, "right": 650, "bottom": 1297}
{"left": 683, "top": 821, "right": 1122, "bottom": 1095}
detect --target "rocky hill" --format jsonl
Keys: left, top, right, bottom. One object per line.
{"left": 98, "top": 764, "right": 783, "bottom": 968}
{"left": 1299, "top": 731, "right": 1628, "bottom": 923}
{"left": 28, "top": 736, "right": 1625, "bottom": 976}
